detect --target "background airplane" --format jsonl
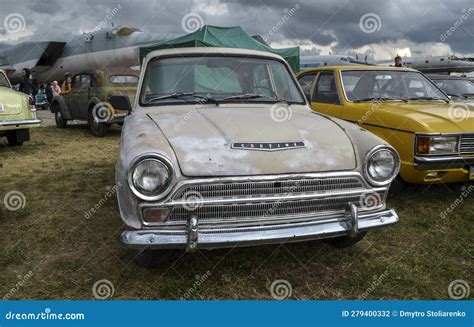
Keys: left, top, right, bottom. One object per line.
{"left": 0, "top": 26, "right": 177, "bottom": 84}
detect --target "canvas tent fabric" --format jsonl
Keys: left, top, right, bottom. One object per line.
{"left": 139, "top": 25, "right": 300, "bottom": 72}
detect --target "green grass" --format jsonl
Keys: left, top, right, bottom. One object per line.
{"left": 0, "top": 125, "right": 472, "bottom": 300}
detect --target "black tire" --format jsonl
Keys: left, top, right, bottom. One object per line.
{"left": 6, "top": 133, "right": 23, "bottom": 146}
{"left": 388, "top": 175, "right": 406, "bottom": 197}
{"left": 89, "top": 110, "right": 107, "bottom": 137}
{"left": 130, "top": 249, "right": 183, "bottom": 268}
{"left": 326, "top": 232, "right": 366, "bottom": 249}
{"left": 55, "top": 110, "right": 68, "bottom": 129}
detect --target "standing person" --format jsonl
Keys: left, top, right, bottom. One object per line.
{"left": 394, "top": 55, "right": 403, "bottom": 67}
{"left": 61, "top": 74, "right": 72, "bottom": 94}
{"left": 52, "top": 81, "right": 61, "bottom": 97}
{"left": 45, "top": 82, "right": 54, "bottom": 103}
{"left": 18, "top": 68, "right": 38, "bottom": 96}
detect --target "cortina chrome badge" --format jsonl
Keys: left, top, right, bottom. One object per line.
{"left": 231, "top": 142, "right": 306, "bottom": 151}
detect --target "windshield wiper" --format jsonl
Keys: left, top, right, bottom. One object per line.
{"left": 223, "top": 93, "right": 277, "bottom": 101}
{"left": 147, "top": 92, "right": 219, "bottom": 104}
{"left": 353, "top": 96, "right": 407, "bottom": 103}
{"left": 461, "top": 93, "right": 474, "bottom": 98}
{"left": 405, "top": 96, "right": 449, "bottom": 103}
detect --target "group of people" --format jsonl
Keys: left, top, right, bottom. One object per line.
{"left": 18, "top": 68, "right": 71, "bottom": 109}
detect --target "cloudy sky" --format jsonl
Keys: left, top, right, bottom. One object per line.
{"left": 0, "top": 0, "right": 473, "bottom": 60}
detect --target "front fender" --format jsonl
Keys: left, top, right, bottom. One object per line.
{"left": 50, "top": 96, "right": 72, "bottom": 120}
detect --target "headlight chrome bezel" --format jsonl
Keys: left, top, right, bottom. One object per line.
{"left": 364, "top": 145, "right": 400, "bottom": 187}
{"left": 415, "top": 135, "right": 459, "bottom": 156}
{"left": 127, "top": 154, "right": 174, "bottom": 201}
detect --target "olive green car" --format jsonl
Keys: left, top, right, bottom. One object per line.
{"left": 50, "top": 68, "right": 139, "bottom": 137}
{"left": 0, "top": 70, "right": 41, "bottom": 146}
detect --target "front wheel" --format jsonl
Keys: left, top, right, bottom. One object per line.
{"left": 130, "top": 249, "right": 183, "bottom": 268}
{"left": 55, "top": 111, "right": 68, "bottom": 128}
{"left": 6, "top": 133, "right": 23, "bottom": 146}
{"left": 325, "top": 232, "right": 366, "bottom": 249}
{"left": 89, "top": 111, "right": 107, "bottom": 137}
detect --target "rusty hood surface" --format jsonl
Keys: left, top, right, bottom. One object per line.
{"left": 145, "top": 105, "right": 357, "bottom": 176}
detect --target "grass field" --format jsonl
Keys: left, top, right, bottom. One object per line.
{"left": 0, "top": 123, "right": 472, "bottom": 300}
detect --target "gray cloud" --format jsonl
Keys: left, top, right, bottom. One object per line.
{"left": 1, "top": 0, "right": 473, "bottom": 58}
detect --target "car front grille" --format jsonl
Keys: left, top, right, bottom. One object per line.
{"left": 460, "top": 134, "right": 474, "bottom": 155}
{"left": 142, "top": 174, "right": 385, "bottom": 229}
{"left": 172, "top": 177, "right": 364, "bottom": 200}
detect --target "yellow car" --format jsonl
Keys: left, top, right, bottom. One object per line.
{"left": 297, "top": 66, "right": 474, "bottom": 184}
{"left": 0, "top": 70, "right": 41, "bottom": 146}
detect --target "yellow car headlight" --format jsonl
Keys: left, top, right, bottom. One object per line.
{"left": 415, "top": 135, "right": 459, "bottom": 155}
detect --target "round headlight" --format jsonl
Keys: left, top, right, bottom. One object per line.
{"left": 365, "top": 147, "right": 400, "bottom": 186}
{"left": 129, "top": 157, "right": 172, "bottom": 199}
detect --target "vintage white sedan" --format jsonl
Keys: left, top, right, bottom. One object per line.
{"left": 111, "top": 47, "right": 400, "bottom": 263}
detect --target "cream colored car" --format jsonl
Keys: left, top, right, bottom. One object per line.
{"left": 0, "top": 70, "right": 41, "bottom": 146}
{"left": 111, "top": 48, "right": 401, "bottom": 265}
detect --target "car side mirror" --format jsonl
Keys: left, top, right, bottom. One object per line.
{"left": 109, "top": 95, "right": 132, "bottom": 113}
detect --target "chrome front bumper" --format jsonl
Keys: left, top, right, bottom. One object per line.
{"left": 414, "top": 155, "right": 474, "bottom": 169}
{"left": 121, "top": 207, "right": 399, "bottom": 251}
{"left": 0, "top": 118, "right": 42, "bottom": 127}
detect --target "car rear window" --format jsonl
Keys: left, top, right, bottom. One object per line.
{"left": 109, "top": 75, "right": 139, "bottom": 84}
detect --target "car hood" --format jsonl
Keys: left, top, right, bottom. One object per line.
{"left": 376, "top": 101, "right": 474, "bottom": 132}
{"left": 146, "top": 105, "right": 357, "bottom": 176}
{"left": 0, "top": 86, "right": 27, "bottom": 116}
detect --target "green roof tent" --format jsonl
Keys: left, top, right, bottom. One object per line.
{"left": 139, "top": 25, "right": 300, "bottom": 72}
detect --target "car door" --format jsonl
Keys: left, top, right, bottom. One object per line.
{"left": 77, "top": 74, "right": 92, "bottom": 120}
{"left": 310, "top": 71, "right": 343, "bottom": 117}
{"left": 66, "top": 74, "right": 81, "bottom": 119}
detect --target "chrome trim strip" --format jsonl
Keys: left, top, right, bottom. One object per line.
{"left": 121, "top": 209, "right": 399, "bottom": 250}
{"left": 0, "top": 118, "right": 42, "bottom": 126}
{"left": 414, "top": 155, "right": 474, "bottom": 169}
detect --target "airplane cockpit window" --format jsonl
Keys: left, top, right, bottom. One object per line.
{"left": 0, "top": 73, "right": 10, "bottom": 88}
{"left": 114, "top": 27, "right": 140, "bottom": 36}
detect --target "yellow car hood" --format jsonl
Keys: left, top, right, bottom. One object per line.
{"left": 375, "top": 101, "right": 474, "bottom": 133}
{"left": 0, "top": 86, "right": 28, "bottom": 116}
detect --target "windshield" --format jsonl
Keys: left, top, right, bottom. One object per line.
{"left": 0, "top": 73, "right": 10, "bottom": 88}
{"left": 340, "top": 70, "right": 449, "bottom": 102}
{"left": 140, "top": 55, "right": 305, "bottom": 106}
{"left": 109, "top": 75, "right": 139, "bottom": 84}
{"left": 433, "top": 79, "right": 474, "bottom": 97}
